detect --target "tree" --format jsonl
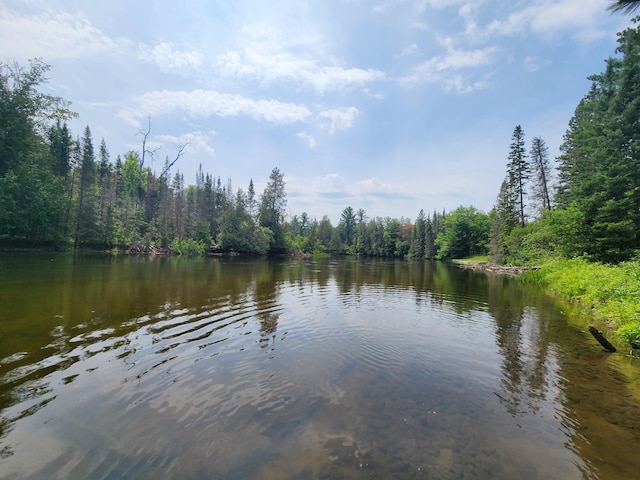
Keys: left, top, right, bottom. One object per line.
{"left": 554, "top": 19, "right": 640, "bottom": 262}
{"left": 247, "top": 179, "right": 257, "bottom": 220}
{"left": 529, "top": 136, "right": 552, "bottom": 214}
{"left": 424, "top": 217, "right": 436, "bottom": 259}
{"left": 608, "top": 1, "right": 640, "bottom": 14}
{"left": 0, "top": 59, "right": 76, "bottom": 176}
{"left": 437, "top": 206, "right": 489, "bottom": 259}
{"left": 411, "top": 209, "right": 427, "bottom": 258}
{"left": 259, "top": 167, "right": 288, "bottom": 253}
{"left": 74, "top": 126, "right": 99, "bottom": 247}
{"left": 506, "top": 125, "right": 529, "bottom": 227}
{"left": 48, "top": 120, "right": 73, "bottom": 178}
{"left": 490, "top": 179, "right": 519, "bottom": 263}
{"left": 339, "top": 206, "right": 356, "bottom": 246}
{"left": 317, "top": 215, "right": 334, "bottom": 251}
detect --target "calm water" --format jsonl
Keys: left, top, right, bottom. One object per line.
{"left": 1, "top": 254, "right": 640, "bottom": 479}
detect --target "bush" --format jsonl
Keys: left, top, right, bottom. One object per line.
{"left": 523, "top": 258, "right": 640, "bottom": 349}
{"left": 617, "top": 321, "right": 640, "bottom": 350}
{"left": 171, "top": 237, "right": 206, "bottom": 256}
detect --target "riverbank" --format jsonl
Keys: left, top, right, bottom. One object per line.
{"left": 452, "top": 259, "right": 537, "bottom": 276}
{"left": 454, "top": 256, "right": 640, "bottom": 352}
{"left": 520, "top": 258, "right": 640, "bottom": 351}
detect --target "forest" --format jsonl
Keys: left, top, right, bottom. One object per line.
{"left": 1, "top": 19, "right": 639, "bottom": 266}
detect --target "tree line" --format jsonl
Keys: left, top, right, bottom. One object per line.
{"left": 491, "top": 17, "right": 640, "bottom": 264}
{"left": 0, "top": 59, "right": 490, "bottom": 258}
{"left": 2, "top": 16, "right": 639, "bottom": 262}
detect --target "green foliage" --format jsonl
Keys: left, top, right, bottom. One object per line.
{"left": 0, "top": 151, "right": 67, "bottom": 246}
{"left": 554, "top": 20, "right": 640, "bottom": 262}
{"left": 259, "top": 167, "right": 288, "bottom": 253}
{"left": 506, "top": 125, "right": 529, "bottom": 227}
{"left": 436, "top": 206, "right": 490, "bottom": 260}
{"left": 522, "top": 258, "right": 640, "bottom": 348}
{"left": 171, "top": 237, "right": 206, "bottom": 256}
{"left": 339, "top": 206, "right": 356, "bottom": 246}
{"left": 617, "top": 321, "right": 640, "bottom": 349}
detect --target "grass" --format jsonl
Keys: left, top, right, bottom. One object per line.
{"left": 455, "top": 255, "right": 490, "bottom": 263}
{"left": 522, "top": 257, "right": 640, "bottom": 350}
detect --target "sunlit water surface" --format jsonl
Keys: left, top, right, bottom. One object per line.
{"left": 1, "top": 254, "right": 640, "bottom": 479}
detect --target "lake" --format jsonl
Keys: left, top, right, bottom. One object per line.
{"left": 1, "top": 254, "right": 639, "bottom": 479}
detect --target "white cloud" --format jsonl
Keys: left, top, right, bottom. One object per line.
{"left": 319, "top": 107, "right": 361, "bottom": 133}
{"left": 485, "top": 0, "right": 608, "bottom": 40}
{"left": 524, "top": 56, "right": 540, "bottom": 72}
{"left": 297, "top": 132, "right": 318, "bottom": 149}
{"left": 402, "top": 40, "right": 497, "bottom": 93}
{"left": 358, "top": 177, "right": 392, "bottom": 192}
{"left": 120, "top": 89, "right": 313, "bottom": 126}
{"left": 156, "top": 131, "right": 216, "bottom": 157}
{"left": 137, "top": 42, "right": 205, "bottom": 75}
{"left": 313, "top": 173, "right": 347, "bottom": 189}
{"left": 397, "top": 43, "right": 418, "bottom": 58}
{"left": 372, "top": 0, "right": 465, "bottom": 14}
{"left": 0, "top": 8, "right": 130, "bottom": 59}
{"left": 217, "top": 23, "right": 385, "bottom": 94}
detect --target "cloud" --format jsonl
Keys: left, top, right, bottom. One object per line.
{"left": 217, "top": 23, "right": 385, "bottom": 94}
{"left": 319, "top": 107, "right": 361, "bottom": 133}
{"left": 313, "top": 173, "right": 347, "bottom": 189}
{"left": 485, "top": 0, "right": 607, "bottom": 40}
{"left": 524, "top": 56, "right": 540, "bottom": 72}
{"left": 119, "top": 89, "right": 313, "bottom": 127}
{"left": 397, "top": 43, "right": 418, "bottom": 58}
{"left": 137, "top": 42, "right": 205, "bottom": 75}
{"left": 156, "top": 131, "right": 216, "bottom": 157}
{"left": 357, "top": 177, "right": 416, "bottom": 200}
{"left": 0, "top": 8, "right": 130, "bottom": 59}
{"left": 297, "top": 132, "right": 318, "bottom": 149}
{"left": 402, "top": 40, "right": 497, "bottom": 93}
{"left": 372, "top": 0, "right": 465, "bottom": 14}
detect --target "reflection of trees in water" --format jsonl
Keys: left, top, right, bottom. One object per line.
{"left": 252, "top": 259, "right": 284, "bottom": 337}
{"left": 487, "top": 275, "right": 551, "bottom": 417}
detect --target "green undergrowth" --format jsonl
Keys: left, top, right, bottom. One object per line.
{"left": 457, "top": 255, "right": 490, "bottom": 263}
{"left": 522, "top": 257, "right": 640, "bottom": 350}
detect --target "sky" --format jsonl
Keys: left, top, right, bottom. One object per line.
{"left": 0, "top": 0, "right": 632, "bottom": 224}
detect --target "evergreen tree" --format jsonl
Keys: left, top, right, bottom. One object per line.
{"left": 424, "top": 217, "right": 436, "bottom": 259}
{"left": 506, "top": 125, "right": 529, "bottom": 227}
{"left": 247, "top": 179, "right": 257, "bottom": 220}
{"left": 608, "top": 1, "right": 640, "bottom": 14}
{"left": 529, "top": 136, "right": 552, "bottom": 214}
{"left": 74, "top": 126, "right": 99, "bottom": 246}
{"left": 411, "top": 209, "right": 427, "bottom": 258}
{"left": 490, "top": 179, "right": 519, "bottom": 264}
{"left": 259, "top": 167, "right": 288, "bottom": 253}
{"left": 339, "top": 206, "right": 356, "bottom": 246}
{"left": 555, "top": 19, "right": 640, "bottom": 261}
{"left": 48, "top": 121, "right": 73, "bottom": 178}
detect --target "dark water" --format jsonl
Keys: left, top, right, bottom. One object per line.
{"left": 1, "top": 254, "right": 639, "bottom": 479}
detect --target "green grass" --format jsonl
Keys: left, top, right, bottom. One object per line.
{"left": 455, "top": 255, "right": 490, "bottom": 263}
{"left": 522, "top": 257, "right": 640, "bottom": 349}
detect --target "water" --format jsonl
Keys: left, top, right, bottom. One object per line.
{"left": 0, "top": 254, "right": 639, "bottom": 479}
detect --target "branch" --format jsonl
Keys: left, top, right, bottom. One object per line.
{"left": 137, "top": 116, "right": 160, "bottom": 171}
{"left": 159, "top": 142, "right": 188, "bottom": 179}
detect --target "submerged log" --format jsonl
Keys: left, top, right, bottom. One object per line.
{"left": 588, "top": 326, "right": 617, "bottom": 353}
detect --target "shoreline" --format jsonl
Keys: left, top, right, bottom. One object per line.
{"left": 452, "top": 259, "right": 538, "bottom": 276}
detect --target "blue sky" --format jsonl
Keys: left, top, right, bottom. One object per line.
{"left": 0, "top": 0, "right": 631, "bottom": 223}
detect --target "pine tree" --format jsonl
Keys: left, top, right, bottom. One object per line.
{"left": 506, "top": 125, "right": 529, "bottom": 227}
{"left": 411, "top": 209, "right": 426, "bottom": 258}
{"left": 555, "top": 19, "right": 640, "bottom": 261}
{"left": 259, "top": 167, "right": 288, "bottom": 252}
{"left": 529, "top": 136, "right": 552, "bottom": 214}
{"left": 608, "top": 1, "right": 640, "bottom": 14}
{"left": 490, "top": 179, "right": 519, "bottom": 264}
